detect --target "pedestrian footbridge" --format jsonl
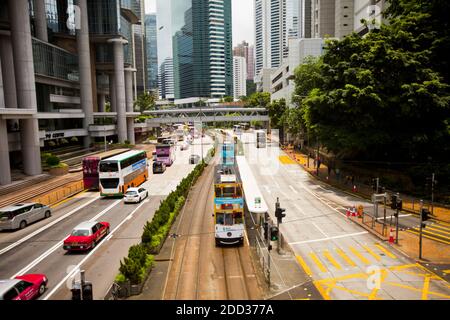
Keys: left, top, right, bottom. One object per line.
{"left": 143, "top": 107, "right": 269, "bottom": 125}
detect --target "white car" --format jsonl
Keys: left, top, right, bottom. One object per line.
{"left": 124, "top": 187, "right": 148, "bottom": 203}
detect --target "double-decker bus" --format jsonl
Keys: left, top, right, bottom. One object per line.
{"left": 255, "top": 130, "right": 266, "bottom": 148}
{"left": 213, "top": 165, "right": 244, "bottom": 246}
{"left": 221, "top": 141, "right": 235, "bottom": 166}
{"left": 98, "top": 150, "right": 148, "bottom": 196}
{"left": 155, "top": 143, "right": 176, "bottom": 166}
{"left": 82, "top": 148, "right": 129, "bottom": 190}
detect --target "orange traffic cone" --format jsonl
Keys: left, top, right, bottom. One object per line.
{"left": 346, "top": 208, "right": 351, "bottom": 217}
{"left": 352, "top": 185, "right": 357, "bottom": 192}
{"left": 352, "top": 207, "right": 356, "bottom": 217}
{"left": 389, "top": 228, "right": 395, "bottom": 244}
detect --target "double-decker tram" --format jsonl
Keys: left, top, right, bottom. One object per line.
{"left": 213, "top": 165, "right": 244, "bottom": 246}
{"left": 221, "top": 140, "right": 235, "bottom": 166}
{"left": 98, "top": 150, "right": 148, "bottom": 197}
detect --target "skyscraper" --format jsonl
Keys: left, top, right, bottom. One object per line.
{"left": 311, "top": 0, "right": 335, "bottom": 38}
{"left": 145, "top": 14, "right": 159, "bottom": 91}
{"left": 233, "top": 41, "right": 255, "bottom": 81}
{"left": 233, "top": 56, "right": 247, "bottom": 99}
{"left": 172, "top": 0, "right": 233, "bottom": 99}
{"left": 159, "top": 57, "right": 175, "bottom": 100}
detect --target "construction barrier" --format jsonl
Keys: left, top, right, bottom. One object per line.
{"left": 32, "top": 180, "right": 84, "bottom": 206}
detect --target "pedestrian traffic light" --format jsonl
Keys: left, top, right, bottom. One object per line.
{"left": 275, "top": 207, "right": 286, "bottom": 223}
{"left": 71, "top": 284, "right": 81, "bottom": 300}
{"left": 82, "top": 282, "right": 93, "bottom": 300}
{"left": 270, "top": 226, "right": 279, "bottom": 241}
{"left": 391, "top": 195, "right": 397, "bottom": 209}
{"left": 421, "top": 208, "right": 430, "bottom": 222}
{"left": 397, "top": 199, "right": 402, "bottom": 211}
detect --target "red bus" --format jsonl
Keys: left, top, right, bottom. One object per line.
{"left": 82, "top": 148, "right": 129, "bottom": 190}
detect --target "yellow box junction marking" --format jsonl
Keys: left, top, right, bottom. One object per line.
{"left": 362, "top": 245, "right": 382, "bottom": 261}
{"left": 296, "top": 255, "right": 313, "bottom": 277}
{"left": 374, "top": 244, "right": 397, "bottom": 259}
{"left": 349, "top": 246, "right": 370, "bottom": 265}
{"left": 278, "top": 155, "right": 297, "bottom": 164}
{"left": 309, "top": 253, "right": 328, "bottom": 273}
{"left": 335, "top": 248, "right": 357, "bottom": 267}
{"left": 323, "top": 250, "right": 342, "bottom": 270}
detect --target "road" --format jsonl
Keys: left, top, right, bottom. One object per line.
{"left": 0, "top": 135, "right": 213, "bottom": 300}
{"left": 239, "top": 131, "right": 450, "bottom": 300}
{"left": 162, "top": 137, "right": 262, "bottom": 300}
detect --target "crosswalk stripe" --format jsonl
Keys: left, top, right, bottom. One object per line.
{"left": 335, "top": 248, "right": 357, "bottom": 267}
{"left": 362, "top": 245, "right": 382, "bottom": 261}
{"left": 323, "top": 250, "right": 342, "bottom": 270}
{"left": 406, "top": 229, "right": 450, "bottom": 245}
{"left": 349, "top": 246, "right": 370, "bottom": 265}
{"left": 424, "top": 226, "right": 450, "bottom": 238}
{"left": 309, "top": 252, "right": 328, "bottom": 273}
{"left": 429, "top": 223, "right": 450, "bottom": 232}
{"left": 412, "top": 227, "right": 450, "bottom": 241}
{"left": 296, "top": 255, "right": 313, "bottom": 277}
{"left": 374, "top": 244, "right": 397, "bottom": 259}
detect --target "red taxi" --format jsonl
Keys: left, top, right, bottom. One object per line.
{"left": 63, "top": 221, "right": 110, "bottom": 252}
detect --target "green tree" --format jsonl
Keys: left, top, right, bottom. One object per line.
{"left": 134, "top": 91, "right": 156, "bottom": 112}
{"left": 246, "top": 92, "right": 271, "bottom": 108}
{"left": 223, "top": 96, "right": 234, "bottom": 102}
{"left": 267, "top": 99, "right": 287, "bottom": 129}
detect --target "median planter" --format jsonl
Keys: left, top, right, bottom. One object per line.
{"left": 49, "top": 165, "right": 69, "bottom": 176}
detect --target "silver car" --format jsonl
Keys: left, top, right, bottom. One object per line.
{"left": 0, "top": 203, "right": 52, "bottom": 231}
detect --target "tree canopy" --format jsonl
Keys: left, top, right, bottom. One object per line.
{"left": 134, "top": 91, "right": 156, "bottom": 111}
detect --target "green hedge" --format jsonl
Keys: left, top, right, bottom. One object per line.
{"left": 115, "top": 147, "right": 214, "bottom": 285}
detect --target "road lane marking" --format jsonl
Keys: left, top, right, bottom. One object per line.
{"left": 374, "top": 244, "right": 397, "bottom": 259}
{"left": 43, "top": 199, "right": 148, "bottom": 300}
{"left": 312, "top": 222, "right": 328, "bottom": 238}
{"left": 263, "top": 185, "right": 271, "bottom": 194}
{"left": 309, "top": 253, "right": 327, "bottom": 273}
{"left": 421, "top": 226, "right": 450, "bottom": 239}
{"left": 289, "top": 185, "right": 298, "bottom": 194}
{"left": 362, "top": 245, "right": 381, "bottom": 262}
{"left": 278, "top": 155, "right": 296, "bottom": 164}
{"left": 10, "top": 199, "right": 121, "bottom": 278}
{"left": 376, "top": 214, "right": 411, "bottom": 220}
{"left": 288, "top": 231, "right": 368, "bottom": 245}
{"left": 349, "top": 246, "right": 370, "bottom": 265}
{"left": 51, "top": 189, "right": 89, "bottom": 208}
{"left": 422, "top": 275, "right": 431, "bottom": 300}
{"left": 406, "top": 229, "right": 450, "bottom": 245}
{"left": 428, "top": 223, "right": 450, "bottom": 232}
{"left": 335, "top": 248, "right": 356, "bottom": 267}
{"left": 295, "top": 255, "right": 313, "bottom": 277}
{"left": 0, "top": 196, "right": 100, "bottom": 257}
{"left": 323, "top": 250, "right": 342, "bottom": 270}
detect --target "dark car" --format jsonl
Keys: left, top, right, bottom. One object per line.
{"left": 189, "top": 154, "right": 201, "bottom": 164}
{"left": 153, "top": 161, "right": 166, "bottom": 173}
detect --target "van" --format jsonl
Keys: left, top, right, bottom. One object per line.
{"left": 0, "top": 203, "right": 52, "bottom": 231}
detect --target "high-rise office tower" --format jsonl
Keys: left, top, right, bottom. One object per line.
{"left": 233, "top": 56, "right": 247, "bottom": 99}
{"left": 311, "top": 0, "right": 335, "bottom": 38}
{"left": 233, "top": 41, "right": 255, "bottom": 81}
{"left": 172, "top": 0, "right": 233, "bottom": 99}
{"left": 145, "top": 14, "right": 159, "bottom": 91}
{"left": 159, "top": 57, "right": 175, "bottom": 100}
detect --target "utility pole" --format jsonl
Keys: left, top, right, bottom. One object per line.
{"left": 267, "top": 218, "right": 271, "bottom": 287}
{"left": 383, "top": 193, "right": 387, "bottom": 236}
{"left": 431, "top": 173, "right": 435, "bottom": 216}
{"left": 419, "top": 199, "right": 423, "bottom": 260}
{"left": 395, "top": 193, "right": 400, "bottom": 244}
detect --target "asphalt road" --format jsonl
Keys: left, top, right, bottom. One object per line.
{"left": 0, "top": 136, "right": 213, "bottom": 300}
{"left": 239, "top": 131, "right": 450, "bottom": 300}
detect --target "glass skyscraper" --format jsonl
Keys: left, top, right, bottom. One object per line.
{"left": 172, "top": 0, "right": 232, "bottom": 99}
{"left": 145, "top": 14, "right": 158, "bottom": 91}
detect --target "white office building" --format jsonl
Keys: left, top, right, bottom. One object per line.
{"left": 233, "top": 56, "right": 247, "bottom": 100}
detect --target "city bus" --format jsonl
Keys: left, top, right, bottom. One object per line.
{"left": 82, "top": 148, "right": 129, "bottom": 190}
{"left": 98, "top": 150, "right": 148, "bottom": 196}
{"left": 155, "top": 143, "right": 176, "bottom": 166}
{"left": 213, "top": 165, "right": 244, "bottom": 246}
{"left": 255, "top": 130, "right": 266, "bottom": 148}
{"left": 221, "top": 141, "right": 235, "bottom": 166}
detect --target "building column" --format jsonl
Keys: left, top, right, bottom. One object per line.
{"left": 0, "top": 55, "right": 4, "bottom": 108}
{"left": 107, "top": 38, "right": 128, "bottom": 143}
{"left": 0, "top": 36, "right": 18, "bottom": 109}
{"left": 0, "top": 119, "right": 11, "bottom": 185}
{"left": 109, "top": 73, "right": 116, "bottom": 112}
{"left": 98, "top": 93, "right": 105, "bottom": 112}
{"left": 8, "top": 0, "right": 41, "bottom": 175}
{"left": 33, "top": 0, "right": 48, "bottom": 42}
{"left": 125, "top": 67, "right": 136, "bottom": 145}
{"left": 74, "top": 0, "right": 93, "bottom": 148}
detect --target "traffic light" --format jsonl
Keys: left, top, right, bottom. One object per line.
{"left": 71, "top": 283, "right": 82, "bottom": 300}
{"left": 270, "top": 226, "right": 279, "bottom": 241}
{"left": 397, "top": 199, "right": 402, "bottom": 211}
{"left": 421, "top": 208, "right": 430, "bottom": 222}
{"left": 263, "top": 222, "right": 268, "bottom": 239}
{"left": 82, "top": 282, "right": 93, "bottom": 300}
{"left": 391, "top": 195, "right": 397, "bottom": 209}
{"left": 275, "top": 207, "right": 286, "bottom": 223}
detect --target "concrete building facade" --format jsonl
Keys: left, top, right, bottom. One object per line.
{"left": 233, "top": 56, "right": 247, "bottom": 100}
{"left": 0, "top": 0, "right": 146, "bottom": 185}
{"left": 233, "top": 41, "right": 255, "bottom": 81}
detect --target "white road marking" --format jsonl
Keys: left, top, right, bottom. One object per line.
{"left": 293, "top": 203, "right": 307, "bottom": 216}
{"left": 263, "top": 185, "right": 271, "bottom": 194}
{"left": 289, "top": 185, "right": 299, "bottom": 194}
{"left": 312, "top": 222, "right": 328, "bottom": 238}
{"left": 42, "top": 199, "right": 148, "bottom": 300}
{"left": 0, "top": 196, "right": 100, "bottom": 257}
{"left": 288, "top": 231, "right": 368, "bottom": 245}
{"left": 376, "top": 214, "right": 411, "bottom": 220}
{"left": 10, "top": 199, "right": 121, "bottom": 279}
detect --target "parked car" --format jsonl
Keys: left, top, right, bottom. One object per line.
{"left": 189, "top": 154, "right": 201, "bottom": 164}
{"left": 124, "top": 187, "right": 148, "bottom": 203}
{"left": 0, "top": 274, "right": 48, "bottom": 300}
{"left": 0, "top": 203, "right": 51, "bottom": 231}
{"left": 63, "top": 221, "right": 110, "bottom": 252}
{"left": 153, "top": 160, "right": 166, "bottom": 174}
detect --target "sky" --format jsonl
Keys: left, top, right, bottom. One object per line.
{"left": 144, "top": 0, "right": 255, "bottom": 47}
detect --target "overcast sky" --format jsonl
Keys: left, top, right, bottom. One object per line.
{"left": 144, "top": 0, "right": 254, "bottom": 47}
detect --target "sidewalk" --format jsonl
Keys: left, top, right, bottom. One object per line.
{"left": 283, "top": 147, "right": 450, "bottom": 223}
